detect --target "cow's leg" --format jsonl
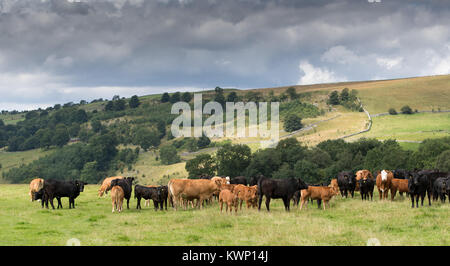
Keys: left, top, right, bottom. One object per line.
{"left": 50, "top": 197, "right": 55, "bottom": 210}
{"left": 427, "top": 189, "right": 432, "bottom": 206}
{"left": 416, "top": 194, "right": 420, "bottom": 208}
{"left": 127, "top": 198, "right": 130, "bottom": 209}
{"left": 258, "top": 195, "right": 263, "bottom": 211}
{"left": 153, "top": 200, "right": 158, "bottom": 211}
{"left": 282, "top": 197, "right": 289, "bottom": 211}
{"left": 220, "top": 200, "right": 223, "bottom": 213}
{"left": 265, "top": 197, "right": 271, "bottom": 212}
{"left": 317, "top": 199, "right": 322, "bottom": 209}
{"left": 136, "top": 197, "right": 141, "bottom": 209}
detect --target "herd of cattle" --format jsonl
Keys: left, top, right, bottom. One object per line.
{"left": 27, "top": 168, "right": 450, "bottom": 213}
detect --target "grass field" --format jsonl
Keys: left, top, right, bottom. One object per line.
{"left": 348, "top": 112, "right": 450, "bottom": 142}
{"left": 0, "top": 184, "right": 448, "bottom": 246}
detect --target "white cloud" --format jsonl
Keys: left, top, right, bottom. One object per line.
{"left": 321, "top": 46, "right": 359, "bottom": 65}
{"left": 297, "top": 60, "right": 347, "bottom": 85}
{"left": 376, "top": 56, "right": 403, "bottom": 70}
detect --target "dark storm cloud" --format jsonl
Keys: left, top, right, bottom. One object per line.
{"left": 0, "top": 0, "right": 449, "bottom": 110}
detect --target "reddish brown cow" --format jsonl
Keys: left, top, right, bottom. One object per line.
{"left": 390, "top": 178, "right": 409, "bottom": 200}
{"left": 98, "top": 176, "right": 124, "bottom": 197}
{"left": 29, "top": 178, "right": 44, "bottom": 201}
{"left": 219, "top": 189, "right": 238, "bottom": 214}
{"left": 300, "top": 186, "right": 339, "bottom": 210}
{"left": 232, "top": 184, "right": 258, "bottom": 210}
{"left": 168, "top": 178, "right": 222, "bottom": 210}
{"left": 376, "top": 170, "right": 393, "bottom": 200}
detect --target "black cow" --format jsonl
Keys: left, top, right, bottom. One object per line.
{"left": 358, "top": 178, "right": 374, "bottom": 201}
{"left": 158, "top": 185, "right": 169, "bottom": 210}
{"left": 392, "top": 169, "right": 410, "bottom": 179}
{"left": 257, "top": 177, "right": 308, "bottom": 212}
{"left": 42, "top": 179, "right": 87, "bottom": 209}
{"left": 337, "top": 171, "right": 356, "bottom": 198}
{"left": 418, "top": 169, "right": 447, "bottom": 201}
{"left": 408, "top": 171, "right": 431, "bottom": 208}
{"left": 249, "top": 175, "right": 264, "bottom": 186}
{"left": 110, "top": 177, "right": 134, "bottom": 209}
{"left": 135, "top": 185, "right": 162, "bottom": 210}
{"left": 433, "top": 177, "right": 447, "bottom": 203}
{"left": 230, "top": 176, "right": 248, "bottom": 186}
{"left": 446, "top": 176, "right": 450, "bottom": 203}
{"left": 34, "top": 188, "right": 45, "bottom": 201}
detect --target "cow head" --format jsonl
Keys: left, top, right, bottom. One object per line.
{"left": 75, "top": 181, "right": 87, "bottom": 192}
{"left": 408, "top": 172, "right": 419, "bottom": 192}
{"left": 297, "top": 178, "right": 308, "bottom": 190}
{"left": 34, "top": 188, "right": 44, "bottom": 201}
{"left": 126, "top": 177, "right": 136, "bottom": 185}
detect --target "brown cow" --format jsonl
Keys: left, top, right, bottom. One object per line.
{"left": 330, "top": 178, "right": 338, "bottom": 191}
{"left": 168, "top": 178, "right": 222, "bottom": 210}
{"left": 390, "top": 178, "right": 409, "bottom": 200}
{"left": 111, "top": 185, "right": 124, "bottom": 213}
{"left": 233, "top": 184, "right": 258, "bottom": 209}
{"left": 300, "top": 186, "right": 339, "bottom": 210}
{"left": 29, "top": 178, "right": 44, "bottom": 201}
{"left": 219, "top": 189, "right": 238, "bottom": 214}
{"left": 98, "top": 176, "right": 124, "bottom": 197}
{"left": 355, "top": 170, "right": 374, "bottom": 191}
{"left": 246, "top": 185, "right": 258, "bottom": 209}
{"left": 376, "top": 170, "right": 393, "bottom": 200}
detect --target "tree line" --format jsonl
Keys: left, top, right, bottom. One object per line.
{"left": 185, "top": 137, "right": 450, "bottom": 184}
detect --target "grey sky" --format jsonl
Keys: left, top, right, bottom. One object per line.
{"left": 0, "top": 0, "right": 449, "bottom": 110}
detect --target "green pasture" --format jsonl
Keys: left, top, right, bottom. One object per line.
{"left": 0, "top": 184, "right": 448, "bottom": 246}
{"left": 349, "top": 112, "right": 450, "bottom": 143}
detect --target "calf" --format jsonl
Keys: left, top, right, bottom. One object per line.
{"left": 42, "top": 179, "right": 87, "bottom": 209}
{"left": 219, "top": 189, "right": 238, "bottom": 214}
{"left": 358, "top": 178, "right": 374, "bottom": 201}
{"left": 408, "top": 171, "right": 431, "bottom": 208}
{"left": 376, "top": 170, "right": 393, "bottom": 200}
{"left": 355, "top": 170, "right": 373, "bottom": 191}
{"left": 433, "top": 177, "right": 447, "bottom": 203}
{"left": 390, "top": 178, "right": 409, "bottom": 200}
{"left": 110, "top": 177, "right": 134, "bottom": 209}
{"left": 337, "top": 171, "right": 356, "bottom": 198}
{"left": 29, "top": 178, "right": 44, "bottom": 202}
{"left": 300, "top": 186, "right": 339, "bottom": 210}
{"left": 135, "top": 185, "right": 163, "bottom": 211}
{"left": 111, "top": 186, "right": 124, "bottom": 213}
{"left": 233, "top": 184, "right": 258, "bottom": 209}
{"left": 257, "top": 177, "right": 308, "bottom": 212}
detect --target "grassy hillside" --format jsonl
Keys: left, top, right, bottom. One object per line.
{"left": 348, "top": 112, "right": 450, "bottom": 143}
{"left": 0, "top": 184, "right": 448, "bottom": 246}
{"left": 251, "top": 75, "right": 450, "bottom": 114}
{"left": 0, "top": 148, "right": 55, "bottom": 182}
